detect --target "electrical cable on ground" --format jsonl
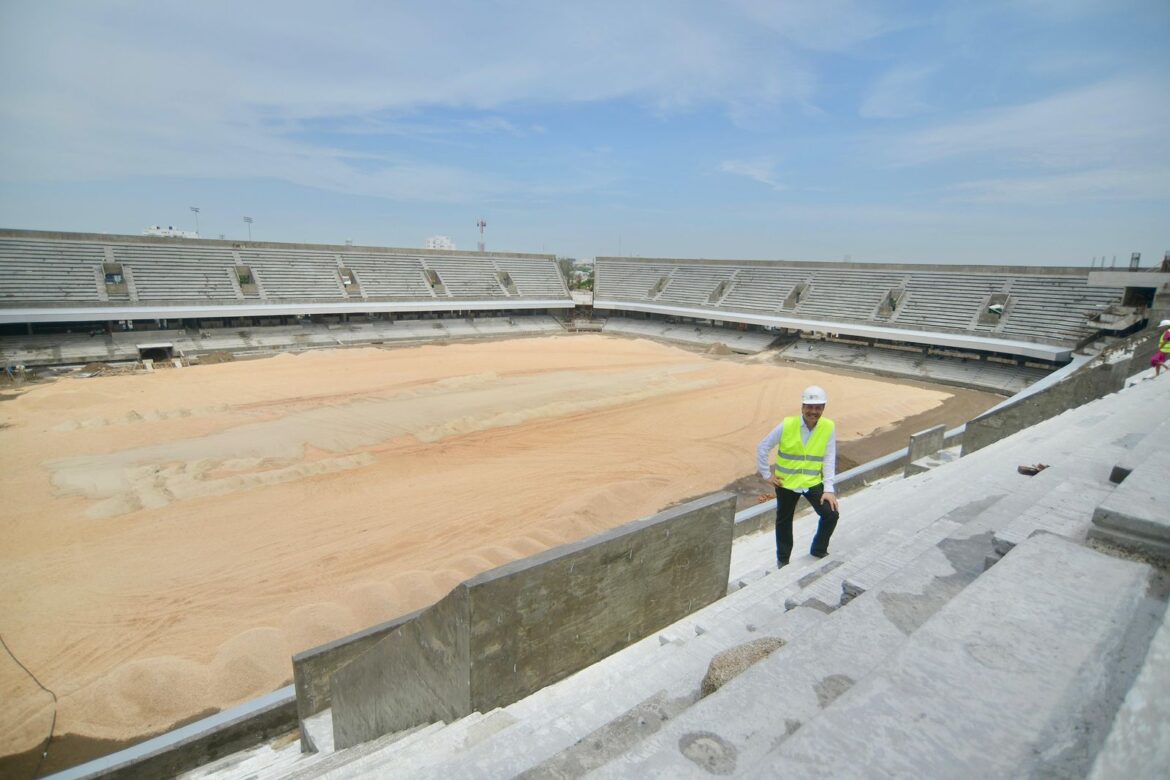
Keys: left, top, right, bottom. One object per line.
{"left": 0, "top": 633, "right": 57, "bottom": 779}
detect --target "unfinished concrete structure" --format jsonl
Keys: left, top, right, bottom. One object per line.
{"left": 12, "top": 238, "right": 1169, "bottom": 778}
{"left": 41, "top": 328, "right": 1168, "bottom": 780}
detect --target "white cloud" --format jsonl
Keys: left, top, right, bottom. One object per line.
{"left": 0, "top": 1, "right": 884, "bottom": 196}
{"left": 947, "top": 167, "right": 1170, "bottom": 204}
{"left": 859, "top": 66, "right": 935, "bottom": 119}
{"left": 731, "top": 0, "right": 905, "bottom": 52}
{"left": 882, "top": 77, "right": 1170, "bottom": 169}
{"left": 719, "top": 158, "right": 785, "bottom": 190}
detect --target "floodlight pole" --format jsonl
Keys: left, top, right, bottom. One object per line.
{"left": 243, "top": 216, "right": 253, "bottom": 241}
{"left": 190, "top": 206, "right": 200, "bottom": 237}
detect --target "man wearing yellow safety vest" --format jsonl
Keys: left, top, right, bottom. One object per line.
{"left": 756, "top": 385, "right": 840, "bottom": 568}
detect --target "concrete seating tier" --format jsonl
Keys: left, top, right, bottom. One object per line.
{"left": 1000, "top": 276, "right": 1122, "bottom": 343}
{"left": 111, "top": 244, "right": 241, "bottom": 301}
{"left": 891, "top": 271, "right": 1006, "bottom": 331}
{"left": 781, "top": 340, "right": 1050, "bottom": 393}
{"left": 494, "top": 258, "right": 568, "bottom": 298}
{"left": 595, "top": 259, "right": 1126, "bottom": 351}
{"left": 597, "top": 261, "right": 677, "bottom": 300}
{"left": 0, "top": 238, "right": 106, "bottom": 303}
{"left": 791, "top": 268, "right": 905, "bottom": 320}
{"left": 423, "top": 258, "right": 505, "bottom": 298}
{"left": 335, "top": 253, "right": 435, "bottom": 299}
{"left": 751, "top": 534, "right": 1152, "bottom": 778}
{"left": 238, "top": 249, "right": 348, "bottom": 300}
{"left": 600, "top": 317, "right": 776, "bottom": 353}
{"left": 655, "top": 266, "right": 736, "bottom": 306}
{"left": 716, "top": 267, "right": 809, "bottom": 312}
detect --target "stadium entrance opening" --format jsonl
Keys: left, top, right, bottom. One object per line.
{"left": 136, "top": 342, "right": 174, "bottom": 362}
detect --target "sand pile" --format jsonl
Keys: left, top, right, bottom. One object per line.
{"left": 0, "top": 335, "right": 996, "bottom": 771}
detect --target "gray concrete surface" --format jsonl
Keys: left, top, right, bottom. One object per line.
{"left": 1, "top": 315, "right": 567, "bottom": 367}
{"left": 600, "top": 316, "right": 775, "bottom": 353}
{"left": 292, "top": 607, "right": 423, "bottom": 729}
{"left": 47, "top": 685, "right": 296, "bottom": 780}
{"left": 1089, "top": 600, "right": 1170, "bottom": 780}
{"left": 1091, "top": 448, "right": 1170, "bottom": 559}
{"left": 330, "top": 580, "right": 471, "bottom": 750}
{"left": 780, "top": 339, "right": 1049, "bottom": 393}
{"left": 907, "top": 423, "right": 946, "bottom": 461}
{"left": 328, "top": 492, "right": 736, "bottom": 750}
{"left": 753, "top": 535, "right": 1152, "bottom": 779}
{"left": 962, "top": 351, "right": 1129, "bottom": 455}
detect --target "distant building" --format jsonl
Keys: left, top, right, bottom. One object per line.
{"left": 426, "top": 235, "right": 455, "bottom": 250}
{"left": 143, "top": 225, "right": 198, "bottom": 239}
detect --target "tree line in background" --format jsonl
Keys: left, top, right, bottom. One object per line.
{"left": 557, "top": 257, "right": 594, "bottom": 290}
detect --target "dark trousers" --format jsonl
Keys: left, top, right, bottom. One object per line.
{"left": 775, "top": 483, "right": 839, "bottom": 564}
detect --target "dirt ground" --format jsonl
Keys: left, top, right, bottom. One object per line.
{"left": 0, "top": 335, "right": 1003, "bottom": 774}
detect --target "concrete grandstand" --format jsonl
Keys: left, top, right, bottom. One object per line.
{"left": 4, "top": 230, "right": 1170, "bottom": 779}
{"left": 593, "top": 256, "right": 1147, "bottom": 364}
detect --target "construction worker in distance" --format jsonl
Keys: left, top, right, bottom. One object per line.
{"left": 756, "top": 385, "right": 840, "bottom": 568}
{"left": 1152, "top": 319, "right": 1170, "bottom": 377}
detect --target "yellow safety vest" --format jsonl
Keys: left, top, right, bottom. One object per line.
{"left": 1160, "top": 330, "right": 1170, "bottom": 355}
{"left": 774, "top": 416, "right": 834, "bottom": 491}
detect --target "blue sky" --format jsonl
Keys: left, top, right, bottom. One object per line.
{"left": 0, "top": 1, "right": 1166, "bottom": 265}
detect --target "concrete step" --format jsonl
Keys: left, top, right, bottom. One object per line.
{"left": 1088, "top": 595, "right": 1170, "bottom": 780}
{"left": 420, "top": 606, "right": 827, "bottom": 780}
{"left": 300, "top": 707, "right": 334, "bottom": 754}
{"left": 752, "top": 534, "right": 1154, "bottom": 778}
{"left": 993, "top": 475, "right": 1115, "bottom": 555}
{"left": 356, "top": 578, "right": 831, "bottom": 779}
{"left": 1090, "top": 447, "right": 1170, "bottom": 560}
{"left": 783, "top": 479, "right": 1008, "bottom": 611}
{"left": 340, "top": 709, "right": 525, "bottom": 780}
{"left": 283, "top": 720, "right": 446, "bottom": 780}
{"left": 177, "top": 734, "right": 308, "bottom": 780}
{"left": 584, "top": 504, "right": 1002, "bottom": 777}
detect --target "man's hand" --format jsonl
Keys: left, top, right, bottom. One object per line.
{"left": 821, "top": 491, "right": 839, "bottom": 511}
{"left": 766, "top": 475, "right": 783, "bottom": 488}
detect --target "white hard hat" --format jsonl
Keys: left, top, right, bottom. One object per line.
{"left": 1160, "top": 319, "right": 1170, "bottom": 328}
{"left": 801, "top": 385, "right": 828, "bottom": 405}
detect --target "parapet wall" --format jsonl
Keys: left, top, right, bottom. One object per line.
{"left": 962, "top": 322, "right": 1165, "bottom": 456}
{"left": 327, "top": 491, "right": 737, "bottom": 749}
{"left": 961, "top": 356, "right": 1128, "bottom": 456}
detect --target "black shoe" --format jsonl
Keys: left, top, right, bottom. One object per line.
{"left": 810, "top": 551, "right": 829, "bottom": 559}
{"left": 778, "top": 560, "right": 790, "bottom": 569}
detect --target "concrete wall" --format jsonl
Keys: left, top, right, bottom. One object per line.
{"left": 329, "top": 492, "right": 736, "bottom": 750}
{"left": 55, "top": 687, "right": 296, "bottom": 780}
{"left": 962, "top": 356, "right": 1128, "bottom": 456}
{"left": 907, "top": 424, "right": 947, "bottom": 461}
{"left": 331, "top": 588, "right": 471, "bottom": 750}
{"left": 292, "top": 607, "right": 423, "bottom": 724}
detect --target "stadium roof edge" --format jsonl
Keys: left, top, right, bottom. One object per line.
{"left": 0, "top": 228, "right": 557, "bottom": 261}
{"left": 595, "top": 255, "right": 1096, "bottom": 276}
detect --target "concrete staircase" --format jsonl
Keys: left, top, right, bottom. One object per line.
{"left": 180, "top": 375, "right": 1170, "bottom": 779}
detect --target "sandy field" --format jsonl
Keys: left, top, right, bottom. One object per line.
{"left": 0, "top": 335, "right": 1001, "bottom": 773}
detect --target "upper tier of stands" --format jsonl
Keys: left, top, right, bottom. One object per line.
{"left": 0, "top": 231, "right": 570, "bottom": 315}
{"left": 595, "top": 257, "right": 1126, "bottom": 353}
{"left": 0, "top": 238, "right": 109, "bottom": 304}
